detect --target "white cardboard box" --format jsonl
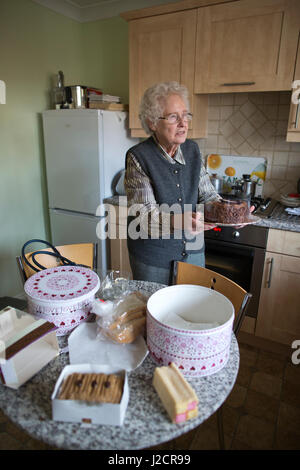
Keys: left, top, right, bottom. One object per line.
{"left": 0, "top": 306, "right": 59, "bottom": 389}
{"left": 51, "top": 363, "right": 129, "bottom": 426}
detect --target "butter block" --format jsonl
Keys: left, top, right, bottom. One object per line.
{"left": 153, "top": 363, "right": 198, "bottom": 423}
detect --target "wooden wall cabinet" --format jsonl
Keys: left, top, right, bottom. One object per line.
{"left": 286, "top": 25, "right": 300, "bottom": 142}
{"left": 124, "top": 0, "right": 300, "bottom": 138}
{"left": 194, "top": 0, "right": 300, "bottom": 94}
{"left": 255, "top": 229, "right": 300, "bottom": 345}
{"left": 127, "top": 10, "right": 208, "bottom": 138}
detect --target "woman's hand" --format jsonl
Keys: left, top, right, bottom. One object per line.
{"left": 233, "top": 205, "right": 255, "bottom": 228}
{"left": 171, "top": 212, "right": 216, "bottom": 234}
{"left": 204, "top": 223, "right": 217, "bottom": 231}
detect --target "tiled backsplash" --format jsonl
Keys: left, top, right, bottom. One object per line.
{"left": 196, "top": 91, "right": 300, "bottom": 199}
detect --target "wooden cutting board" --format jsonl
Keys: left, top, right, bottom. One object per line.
{"left": 206, "top": 154, "right": 267, "bottom": 196}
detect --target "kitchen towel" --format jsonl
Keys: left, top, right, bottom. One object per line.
{"left": 285, "top": 207, "right": 300, "bottom": 215}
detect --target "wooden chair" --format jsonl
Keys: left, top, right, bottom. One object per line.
{"left": 172, "top": 261, "right": 252, "bottom": 450}
{"left": 16, "top": 243, "right": 97, "bottom": 284}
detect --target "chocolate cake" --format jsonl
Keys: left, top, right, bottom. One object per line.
{"left": 204, "top": 199, "right": 249, "bottom": 224}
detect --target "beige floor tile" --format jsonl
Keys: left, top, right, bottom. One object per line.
{"left": 204, "top": 412, "right": 217, "bottom": 428}
{"left": 171, "top": 428, "right": 196, "bottom": 450}
{"left": 225, "top": 383, "right": 247, "bottom": 409}
{"left": 239, "top": 345, "right": 259, "bottom": 368}
{"left": 250, "top": 371, "right": 282, "bottom": 400}
{"left": 0, "top": 409, "right": 8, "bottom": 425}
{"left": 5, "top": 421, "right": 31, "bottom": 444}
{"left": 256, "top": 350, "right": 286, "bottom": 378}
{"left": 22, "top": 438, "right": 59, "bottom": 450}
{"left": 234, "top": 414, "right": 275, "bottom": 450}
{"left": 149, "top": 440, "right": 175, "bottom": 451}
{"left": 230, "top": 438, "right": 254, "bottom": 450}
{"left": 243, "top": 389, "right": 279, "bottom": 423}
{"left": 281, "top": 380, "right": 300, "bottom": 409}
{"left": 284, "top": 362, "right": 300, "bottom": 386}
{"left": 236, "top": 364, "right": 253, "bottom": 388}
{"left": 0, "top": 432, "right": 23, "bottom": 450}
{"left": 275, "top": 402, "right": 300, "bottom": 450}
{"left": 222, "top": 405, "right": 241, "bottom": 438}
{"left": 189, "top": 422, "right": 219, "bottom": 450}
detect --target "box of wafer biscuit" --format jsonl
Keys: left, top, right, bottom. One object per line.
{"left": 51, "top": 364, "right": 129, "bottom": 426}
{"left": 0, "top": 306, "right": 59, "bottom": 389}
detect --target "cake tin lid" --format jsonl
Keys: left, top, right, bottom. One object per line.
{"left": 24, "top": 266, "right": 100, "bottom": 304}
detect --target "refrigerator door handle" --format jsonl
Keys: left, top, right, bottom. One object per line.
{"left": 51, "top": 208, "right": 105, "bottom": 219}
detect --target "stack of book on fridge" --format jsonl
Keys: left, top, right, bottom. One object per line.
{"left": 87, "top": 90, "right": 128, "bottom": 111}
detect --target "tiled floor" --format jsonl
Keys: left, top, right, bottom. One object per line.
{"left": 0, "top": 340, "right": 299, "bottom": 450}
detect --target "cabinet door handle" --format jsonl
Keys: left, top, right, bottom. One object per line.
{"left": 267, "top": 257, "right": 274, "bottom": 288}
{"left": 295, "top": 103, "right": 299, "bottom": 129}
{"left": 220, "top": 81, "right": 255, "bottom": 86}
{"left": 291, "top": 94, "right": 300, "bottom": 128}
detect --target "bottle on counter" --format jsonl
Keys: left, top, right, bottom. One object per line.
{"left": 51, "top": 71, "right": 66, "bottom": 109}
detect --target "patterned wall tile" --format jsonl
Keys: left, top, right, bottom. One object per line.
{"left": 196, "top": 91, "right": 300, "bottom": 199}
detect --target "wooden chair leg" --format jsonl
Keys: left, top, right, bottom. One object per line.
{"left": 217, "top": 407, "right": 225, "bottom": 450}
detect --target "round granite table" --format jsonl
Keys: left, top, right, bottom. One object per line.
{"left": 0, "top": 281, "right": 240, "bottom": 450}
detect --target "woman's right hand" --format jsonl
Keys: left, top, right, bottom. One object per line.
{"left": 171, "top": 212, "right": 215, "bottom": 234}
{"left": 204, "top": 222, "right": 217, "bottom": 231}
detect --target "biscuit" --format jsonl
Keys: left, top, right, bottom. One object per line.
{"left": 153, "top": 363, "right": 198, "bottom": 423}
{"left": 107, "top": 311, "right": 146, "bottom": 343}
{"left": 58, "top": 372, "right": 124, "bottom": 403}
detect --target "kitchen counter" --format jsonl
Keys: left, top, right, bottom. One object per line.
{"left": 254, "top": 214, "right": 300, "bottom": 232}
{"left": 254, "top": 203, "right": 300, "bottom": 233}
{"left": 104, "top": 196, "right": 300, "bottom": 233}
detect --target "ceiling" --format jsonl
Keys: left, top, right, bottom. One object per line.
{"left": 32, "top": 0, "right": 182, "bottom": 22}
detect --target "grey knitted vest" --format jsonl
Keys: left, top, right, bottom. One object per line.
{"left": 126, "top": 136, "right": 204, "bottom": 269}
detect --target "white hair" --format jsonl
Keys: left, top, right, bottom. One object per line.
{"left": 139, "top": 81, "right": 190, "bottom": 135}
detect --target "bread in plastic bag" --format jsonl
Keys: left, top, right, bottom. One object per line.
{"left": 91, "top": 291, "right": 148, "bottom": 344}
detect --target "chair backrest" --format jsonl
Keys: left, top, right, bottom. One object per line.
{"left": 16, "top": 243, "right": 97, "bottom": 284}
{"left": 172, "top": 261, "right": 252, "bottom": 335}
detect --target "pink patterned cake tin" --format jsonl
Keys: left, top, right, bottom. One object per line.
{"left": 24, "top": 266, "right": 100, "bottom": 336}
{"left": 147, "top": 285, "right": 234, "bottom": 377}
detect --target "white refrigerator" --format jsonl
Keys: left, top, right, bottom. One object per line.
{"left": 42, "top": 109, "right": 137, "bottom": 273}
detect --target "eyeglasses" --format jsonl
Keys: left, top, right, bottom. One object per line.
{"left": 158, "top": 112, "right": 193, "bottom": 124}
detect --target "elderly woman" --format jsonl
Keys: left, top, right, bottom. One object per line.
{"left": 124, "top": 81, "right": 219, "bottom": 285}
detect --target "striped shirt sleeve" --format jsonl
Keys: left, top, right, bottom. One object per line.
{"left": 198, "top": 157, "right": 221, "bottom": 203}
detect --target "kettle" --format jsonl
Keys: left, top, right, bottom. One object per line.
{"left": 65, "top": 85, "right": 87, "bottom": 109}
{"left": 234, "top": 174, "right": 257, "bottom": 199}
{"left": 210, "top": 173, "right": 223, "bottom": 193}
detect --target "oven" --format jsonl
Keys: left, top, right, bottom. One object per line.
{"left": 204, "top": 224, "right": 269, "bottom": 318}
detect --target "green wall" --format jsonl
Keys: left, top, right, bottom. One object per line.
{"left": 0, "top": 0, "right": 128, "bottom": 296}
{"left": 82, "top": 17, "right": 129, "bottom": 104}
